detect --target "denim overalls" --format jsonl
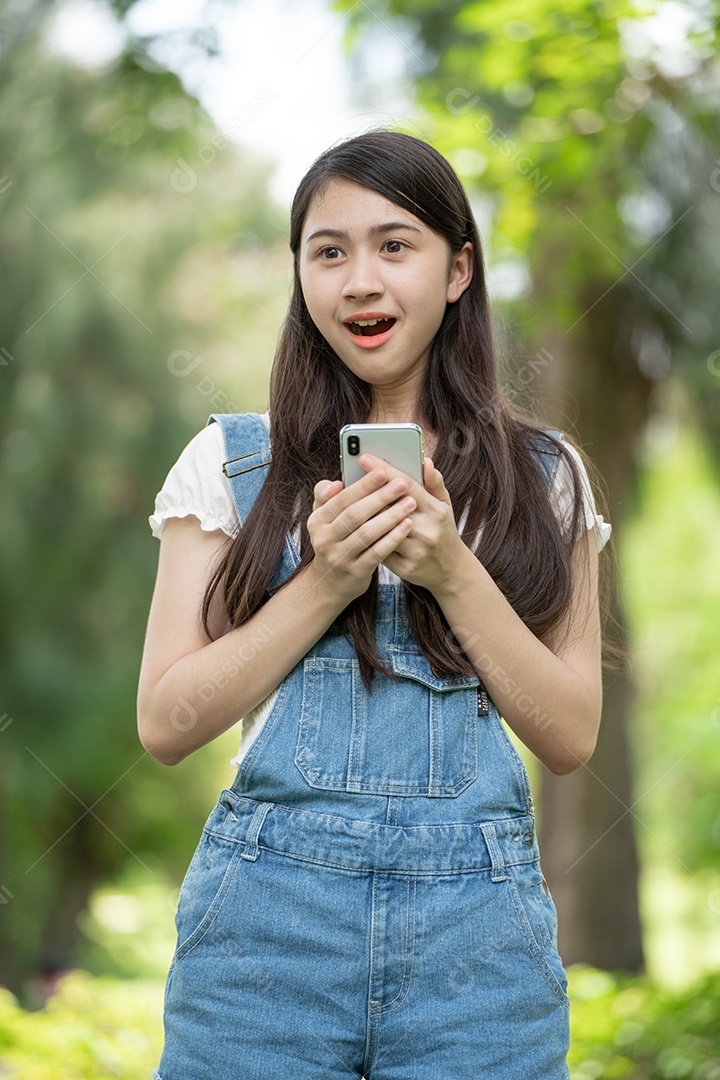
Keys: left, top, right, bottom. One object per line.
{"left": 154, "top": 413, "right": 571, "bottom": 1080}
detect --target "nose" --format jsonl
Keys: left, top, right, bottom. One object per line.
{"left": 341, "top": 251, "right": 385, "bottom": 301}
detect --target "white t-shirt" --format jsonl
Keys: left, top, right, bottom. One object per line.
{"left": 149, "top": 411, "right": 612, "bottom": 766}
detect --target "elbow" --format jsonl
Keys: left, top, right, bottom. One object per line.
{"left": 548, "top": 753, "right": 587, "bottom": 777}
{"left": 547, "top": 729, "right": 599, "bottom": 776}
{"left": 143, "top": 739, "right": 186, "bottom": 767}
{"left": 137, "top": 681, "right": 195, "bottom": 766}
{"left": 547, "top": 687, "right": 601, "bottom": 775}
{"left": 137, "top": 709, "right": 188, "bottom": 767}
{"left": 138, "top": 727, "right": 182, "bottom": 766}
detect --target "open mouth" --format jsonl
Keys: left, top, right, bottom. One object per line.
{"left": 346, "top": 317, "right": 396, "bottom": 337}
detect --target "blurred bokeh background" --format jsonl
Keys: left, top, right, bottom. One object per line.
{"left": 1, "top": 0, "right": 720, "bottom": 1075}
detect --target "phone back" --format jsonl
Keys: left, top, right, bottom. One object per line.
{"left": 340, "top": 423, "right": 424, "bottom": 487}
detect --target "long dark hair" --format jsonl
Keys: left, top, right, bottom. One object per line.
{"left": 202, "top": 130, "right": 611, "bottom": 688}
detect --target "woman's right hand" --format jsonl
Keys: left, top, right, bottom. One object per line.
{"left": 307, "top": 468, "right": 416, "bottom": 603}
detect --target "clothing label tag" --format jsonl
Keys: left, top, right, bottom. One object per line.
{"left": 477, "top": 685, "right": 489, "bottom": 716}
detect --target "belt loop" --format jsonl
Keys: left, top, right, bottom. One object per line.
{"left": 241, "top": 801, "right": 274, "bottom": 861}
{"left": 480, "top": 822, "right": 509, "bottom": 882}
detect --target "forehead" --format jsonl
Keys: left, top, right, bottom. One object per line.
{"left": 300, "top": 178, "right": 426, "bottom": 240}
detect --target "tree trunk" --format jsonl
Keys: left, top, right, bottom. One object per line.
{"left": 529, "top": 278, "right": 652, "bottom": 972}
{"left": 0, "top": 797, "right": 114, "bottom": 998}
{"left": 0, "top": 773, "right": 19, "bottom": 991}
{"left": 539, "top": 587, "right": 645, "bottom": 970}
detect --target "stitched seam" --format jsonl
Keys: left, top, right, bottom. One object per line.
{"left": 231, "top": 845, "right": 533, "bottom": 874}
{"left": 347, "top": 660, "right": 363, "bottom": 791}
{"left": 221, "top": 794, "right": 537, "bottom": 857}
{"left": 296, "top": 658, "right": 479, "bottom": 795}
{"left": 224, "top": 841, "right": 538, "bottom": 872}
{"left": 488, "top": 707, "right": 533, "bottom": 812}
{"left": 224, "top": 796, "right": 534, "bottom": 835}
{"left": 235, "top": 678, "right": 291, "bottom": 786}
{"left": 367, "top": 872, "right": 382, "bottom": 1080}
{"left": 376, "top": 874, "right": 417, "bottom": 1014}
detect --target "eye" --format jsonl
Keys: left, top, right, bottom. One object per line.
{"left": 383, "top": 239, "right": 407, "bottom": 254}
{"left": 319, "top": 245, "right": 343, "bottom": 260}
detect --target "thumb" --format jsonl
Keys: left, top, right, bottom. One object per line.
{"left": 424, "top": 457, "right": 443, "bottom": 486}
{"left": 424, "top": 458, "right": 451, "bottom": 502}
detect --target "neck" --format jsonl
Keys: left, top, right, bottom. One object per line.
{"left": 365, "top": 400, "right": 437, "bottom": 458}
{"left": 366, "top": 392, "right": 421, "bottom": 427}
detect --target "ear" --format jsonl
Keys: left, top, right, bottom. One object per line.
{"left": 446, "top": 241, "right": 474, "bottom": 304}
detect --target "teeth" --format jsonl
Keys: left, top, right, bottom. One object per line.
{"left": 355, "top": 319, "right": 381, "bottom": 326}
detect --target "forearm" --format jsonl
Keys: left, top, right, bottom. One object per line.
{"left": 434, "top": 543, "right": 598, "bottom": 775}
{"left": 139, "top": 561, "right": 345, "bottom": 765}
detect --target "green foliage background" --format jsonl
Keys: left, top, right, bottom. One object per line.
{"left": 0, "top": 25, "right": 287, "bottom": 989}
{"left": 1, "top": 0, "right": 720, "bottom": 1071}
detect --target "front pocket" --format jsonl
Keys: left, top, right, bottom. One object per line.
{"left": 505, "top": 861, "right": 570, "bottom": 1007}
{"left": 173, "top": 830, "right": 243, "bottom": 964}
{"left": 294, "top": 652, "right": 479, "bottom": 797}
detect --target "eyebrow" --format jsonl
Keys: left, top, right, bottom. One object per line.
{"left": 304, "top": 221, "right": 423, "bottom": 245}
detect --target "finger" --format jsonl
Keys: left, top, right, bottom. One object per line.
{"left": 330, "top": 495, "right": 415, "bottom": 567}
{"left": 313, "top": 478, "right": 343, "bottom": 511}
{"left": 356, "top": 513, "right": 413, "bottom": 567}
{"left": 358, "top": 452, "right": 424, "bottom": 495}
{"left": 314, "top": 478, "right": 342, "bottom": 502}
{"left": 333, "top": 483, "right": 415, "bottom": 543}
{"left": 422, "top": 457, "right": 453, "bottom": 506}
{"left": 314, "top": 467, "right": 391, "bottom": 523}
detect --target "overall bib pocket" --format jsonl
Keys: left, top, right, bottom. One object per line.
{"left": 294, "top": 648, "right": 480, "bottom": 797}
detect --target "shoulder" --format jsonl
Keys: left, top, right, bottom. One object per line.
{"left": 523, "top": 426, "right": 566, "bottom": 488}
{"left": 147, "top": 421, "right": 235, "bottom": 541}
{"left": 541, "top": 432, "right": 612, "bottom": 554}
{"left": 148, "top": 411, "right": 272, "bottom": 540}
{"left": 166, "top": 420, "right": 229, "bottom": 489}
{"left": 207, "top": 409, "right": 270, "bottom": 441}
{"left": 519, "top": 425, "right": 612, "bottom": 554}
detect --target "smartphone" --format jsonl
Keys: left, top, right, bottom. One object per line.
{"left": 339, "top": 423, "right": 424, "bottom": 488}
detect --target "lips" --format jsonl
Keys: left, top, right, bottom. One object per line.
{"left": 343, "top": 313, "right": 397, "bottom": 348}
{"left": 346, "top": 317, "right": 396, "bottom": 337}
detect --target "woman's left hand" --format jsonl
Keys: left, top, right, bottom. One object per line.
{"left": 357, "top": 452, "right": 465, "bottom": 594}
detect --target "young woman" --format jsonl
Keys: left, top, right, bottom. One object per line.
{"left": 138, "top": 130, "right": 612, "bottom": 1079}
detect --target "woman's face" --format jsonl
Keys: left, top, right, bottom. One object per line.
{"left": 298, "top": 179, "right": 472, "bottom": 394}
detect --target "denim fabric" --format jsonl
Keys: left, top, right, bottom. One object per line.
{"left": 153, "top": 414, "right": 570, "bottom": 1079}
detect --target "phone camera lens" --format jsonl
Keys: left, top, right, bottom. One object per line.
{"left": 348, "top": 436, "right": 360, "bottom": 456}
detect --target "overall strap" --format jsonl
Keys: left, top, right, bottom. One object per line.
{"left": 526, "top": 427, "right": 565, "bottom": 490}
{"left": 206, "top": 412, "right": 271, "bottom": 525}
{"left": 206, "top": 412, "right": 301, "bottom": 592}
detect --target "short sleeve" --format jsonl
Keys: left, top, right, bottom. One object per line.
{"left": 148, "top": 422, "right": 239, "bottom": 540}
{"left": 549, "top": 441, "right": 612, "bottom": 553}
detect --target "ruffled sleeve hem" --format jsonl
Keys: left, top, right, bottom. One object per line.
{"left": 148, "top": 422, "right": 239, "bottom": 541}
{"left": 148, "top": 506, "right": 236, "bottom": 540}
{"left": 551, "top": 440, "right": 612, "bottom": 553}
{"left": 590, "top": 515, "right": 612, "bottom": 553}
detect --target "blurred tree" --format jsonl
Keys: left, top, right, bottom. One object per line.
{"left": 0, "top": 17, "right": 285, "bottom": 994}
{"left": 334, "top": 0, "right": 720, "bottom": 972}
